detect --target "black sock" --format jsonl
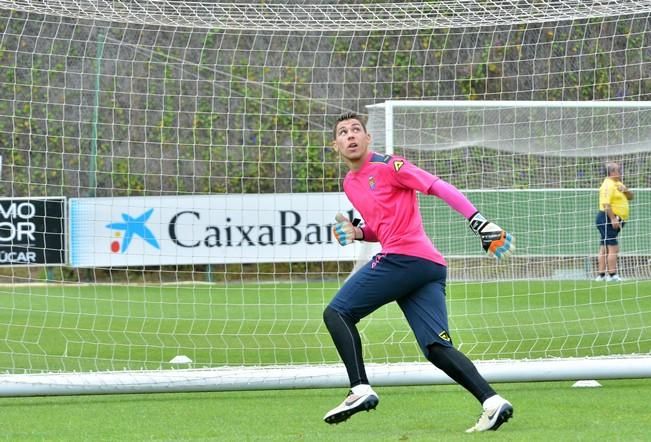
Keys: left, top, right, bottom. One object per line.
{"left": 609, "top": 272, "right": 617, "bottom": 277}
{"left": 599, "top": 273, "right": 606, "bottom": 277}
{"left": 323, "top": 306, "right": 368, "bottom": 387}
{"left": 427, "top": 343, "right": 496, "bottom": 403}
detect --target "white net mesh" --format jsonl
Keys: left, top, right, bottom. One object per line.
{"left": 0, "top": 1, "right": 650, "bottom": 392}
{"left": 4, "top": 0, "right": 650, "bottom": 30}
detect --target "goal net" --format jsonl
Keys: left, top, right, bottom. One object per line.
{"left": 1, "top": 0, "right": 650, "bottom": 396}
{"left": 366, "top": 100, "right": 651, "bottom": 280}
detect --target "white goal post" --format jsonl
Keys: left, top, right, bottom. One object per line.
{"left": 367, "top": 100, "right": 651, "bottom": 157}
{"left": 4, "top": 357, "right": 651, "bottom": 396}
{"left": 1, "top": 1, "right": 651, "bottom": 396}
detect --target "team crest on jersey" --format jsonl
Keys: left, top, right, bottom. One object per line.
{"left": 393, "top": 160, "right": 404, "bottom": 172}
{"left": 368, "top": 175, "right": 376, "bottom": 190}
{"left": 438, "top": 330, "right": 451, "bottom": 342}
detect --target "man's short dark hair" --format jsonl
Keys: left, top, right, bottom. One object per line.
{"left": 332, "top": 111, "right": 367, "bottom": 140}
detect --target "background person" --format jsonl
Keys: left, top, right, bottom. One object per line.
{"left": 595, "top": 162, "right": 633, "bottom": 282}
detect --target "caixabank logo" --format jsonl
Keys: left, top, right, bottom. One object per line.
{"left": 105, "top": 208, "right": 160, "bottom": 253}
{"left": 70, "top": 194, "right": 367, "bottom": 267}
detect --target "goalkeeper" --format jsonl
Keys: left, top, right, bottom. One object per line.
{"left": 323, "top": 111, "right": 514, "bottom": 433}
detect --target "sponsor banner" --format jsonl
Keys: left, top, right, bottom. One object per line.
{"left": 69, "top": 193, "right": 379, "bottom": 267}
{"left": 0, "top": 197, "right": 66, "bottom": 266}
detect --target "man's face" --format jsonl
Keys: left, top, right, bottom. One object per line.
{"left": 332, "top": 118, "right": 371, "bottom": 162}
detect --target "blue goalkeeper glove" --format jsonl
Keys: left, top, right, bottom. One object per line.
{"left": 468, "top": 212, "right": 515, "bottom": 260}
{"left": 333, "top": 213, "right": 362, "bottom": 246}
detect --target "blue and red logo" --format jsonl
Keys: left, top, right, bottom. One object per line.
{"left": 105, "top": 208, "right": 160, "bottom": 253}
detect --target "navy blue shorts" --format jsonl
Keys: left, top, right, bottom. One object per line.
{"left": 328, "top": 254, "right": 452, "bottom": 356}
{"left": 595, "top": 211, "right": 624, "bottom": 246}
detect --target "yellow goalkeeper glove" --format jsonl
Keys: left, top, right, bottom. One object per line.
{"left": 468, "top": 212, "right": 515, "bottom": 260}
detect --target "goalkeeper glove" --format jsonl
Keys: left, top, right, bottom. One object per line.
{"left": 333, "top": 213, "right": 362, "bottom": 246}
{"left": 468, "top": 212, "right": 515, "bottom": 260}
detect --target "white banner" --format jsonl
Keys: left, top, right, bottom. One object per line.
{"left": 69, "top": 193, "right": 379, "bottom": 267}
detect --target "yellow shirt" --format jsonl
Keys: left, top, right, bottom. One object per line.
{"left": 599, "top": 177, "right": 630, "bottom": 220}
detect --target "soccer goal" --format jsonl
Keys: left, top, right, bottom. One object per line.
{"left": 366, "top": 99, "right": 651, "bottom": 280}
{"left": 1, "top": 1, "right": 651, "bottom": 397}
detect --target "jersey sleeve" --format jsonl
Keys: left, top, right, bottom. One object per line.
{"left": 386, "top": 156, "right": 438, "bottom": 193}
{"left": 360, "top": 225, "right": 378, "bottom": 242}
{"left": 427, "top": 179, "right": 478, "bottom": 219}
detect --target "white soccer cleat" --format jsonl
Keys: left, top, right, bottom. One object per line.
{"left": 465, "top": 397, "right": 513, "bottom": 433}
{"left": 606, "top": 274, "right": 622, "bottom": 282}
{"left": 323, "top": 385, "right": 379, "bottom": 424}
{"left": 594, "top": 275, "right": 605, "bottom": 282}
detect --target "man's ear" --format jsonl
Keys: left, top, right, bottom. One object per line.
{"left": 330, "top": 140, "right": 338, "bottom": 152}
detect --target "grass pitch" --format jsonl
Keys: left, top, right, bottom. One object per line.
{"left": 0, "top": 379, "right": 650, "bottom": 441}
{"left": 2, "top": 280, "right": 650, "bottom": 371}
{"left": 0, "top": 279, "right": 650, "bottom": 440}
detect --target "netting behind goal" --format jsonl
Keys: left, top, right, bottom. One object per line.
{"left": 0, "top": 1, "right": 650, "bottom": 395}
{"left": 367, "top": 100, "right": 651, "bottom": 280}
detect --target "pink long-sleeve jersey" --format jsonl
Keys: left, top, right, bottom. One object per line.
{"left": 343, "top": 151, "right": 477, "bottom": 267}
